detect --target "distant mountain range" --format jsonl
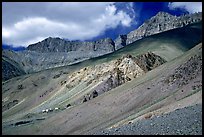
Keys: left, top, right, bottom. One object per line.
{"left": 2, "top": 44, "right": 26, "bottom": 51}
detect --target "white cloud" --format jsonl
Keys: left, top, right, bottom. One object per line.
{"left": 168, "top": 2, "right": 202, "bottom": 13}
{"left": 2, "top": 2, "right": 135, "bottom": 47}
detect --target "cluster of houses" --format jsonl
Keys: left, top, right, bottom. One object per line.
{"left": 41, "top": 107, "right": 59, "bottom": 113}
{"left": 41, "top": 104, "right": 71, "bottom": 113}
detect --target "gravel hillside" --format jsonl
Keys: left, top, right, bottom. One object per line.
{"left": 94, "top": 104, "right": 202, "bottom": 135}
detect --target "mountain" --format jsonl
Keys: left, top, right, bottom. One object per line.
{"left": 2, "top": 44, "right": 26, "bottom": 51}
{"left": 2, "top": 37, "right": 115, "bottom": 75}
{"left": 26, "top": 12, "right": 202, "bottom": 53}
{"left": 27, "top": 37, "right": 115, "bottom": 53}
{"left": 115, "top": 11, "right": 202, "bottom": 48}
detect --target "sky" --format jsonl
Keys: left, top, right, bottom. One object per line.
{"left": 2, "top": 2, "right": 202, "bottom": 48}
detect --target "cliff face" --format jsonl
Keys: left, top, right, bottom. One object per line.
{"left": 114, "top": 35, "right": 127, "bottom": 50}
{"left": 115, "top": 12, "right": 202, "bottom": 48}
{"left": 27, "top": 37, "right": 115, "bottom": 53}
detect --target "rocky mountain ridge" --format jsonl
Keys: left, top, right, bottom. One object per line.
{"left": 117, "top": 11, "right": 202, "bottom": 47}
{"left": 27, "top": 37, "right": 115, "bottom": 53}
{"left": 27, "top": 12, "right": 202, "bottom": 53}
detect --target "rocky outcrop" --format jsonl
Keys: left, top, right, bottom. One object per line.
{"left": 114, "top": 35, "right": 127, "bottom": 50}
{"left": 133, "top": 52, "right": 167, "bottom": 72}
{"left": 66, "top": 52, "right": 166, "bottom": 105}
{"left": 27, "top": 37, "right": 115, "bottom": 53}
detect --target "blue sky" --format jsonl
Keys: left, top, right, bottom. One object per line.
{"left": 2, "top": 2, "right": 202, "bottom": 48}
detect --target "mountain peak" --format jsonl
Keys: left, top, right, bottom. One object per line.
{"left": 151, "top": 11, "right": 176, "bottom": 21}
{"left": 44, "top": 37, "right": 61, "bottom": 41}
{"left": 155, "top": 11, "right": 174, "bottom": 17}
{"left": 126, "top": 11, "right": 202, "bottom": 45}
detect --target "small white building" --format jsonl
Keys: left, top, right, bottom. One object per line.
{"left": 42, "top": 109, "right": 46, "bottom": 113}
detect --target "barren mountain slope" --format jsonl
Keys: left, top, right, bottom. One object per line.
{"left": 2, "top": 51, "right": 166, "bottom": 121}
{"left": 2, "top": 43, "right": 202, "bottom": 135}
{"left": 2, "top": 55, "right": 26, "bottom": 81}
